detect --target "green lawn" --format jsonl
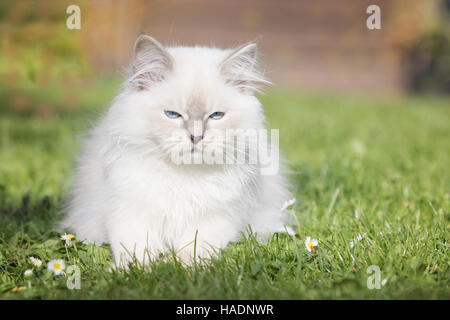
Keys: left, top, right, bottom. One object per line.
{"left": 0, "top": 79, "right": 449, "bottom": 299}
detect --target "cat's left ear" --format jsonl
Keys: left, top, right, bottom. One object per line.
{"left": 220, "top": 41, "right": 271, "bottom": 94}
{"left": 128, "top": 34, "right": 173, "bottom": 90}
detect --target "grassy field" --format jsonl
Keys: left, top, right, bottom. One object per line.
{"left": 0, "top": 79, "right": 449, "bottom": 299}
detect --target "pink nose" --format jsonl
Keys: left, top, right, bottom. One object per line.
{"left": 190, "top": 135, "right": 203, "bottom": 144}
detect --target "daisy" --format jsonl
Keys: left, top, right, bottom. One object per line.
{"left": 60, "top": 233, "right": 75, "bottom": 244}
{"left": 24, "top": 269, "right": 33, "bottom": 278}
{"left": 281, "top": 198, "right": 296, "bottom": 211}
{"left": 29, "top": 257, "right": 42, "bottom": 267}
{"left": 305, "top": 236, "right": 318, "bottom": 253}
{"left": 47, "top": 259, "right": 65, "bottom": 276}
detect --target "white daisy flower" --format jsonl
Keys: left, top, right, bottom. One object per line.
{"left": 24, "top": 269, "right": 33, "bottom": 278}
{"left": 29, "top": 257, "right": 42, "bottom": 267}
{"left": 305, "top": 236, "right": 319, "bottom": 253}
{"left": 60, "top": 233, "right": 75, "bottom": 244}
{"left": 47, "top": 259, "right": 65, "bottom": 276}
{"left": 281, "top": 198, "right": 296, "bottom": 211}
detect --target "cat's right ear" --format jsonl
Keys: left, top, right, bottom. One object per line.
{"left": 127, "top": 35, "right": 173, "bottom": 90}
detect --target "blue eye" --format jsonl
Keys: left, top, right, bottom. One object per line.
{"left": 165, "top": 111, "right": 181, "bottom": 119}
{"left": 209, "top": 111, "right": 225, "bottom": 120}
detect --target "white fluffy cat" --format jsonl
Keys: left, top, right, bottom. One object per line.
{"left": 61, "top": 35, "right": 294, "bottom": 266}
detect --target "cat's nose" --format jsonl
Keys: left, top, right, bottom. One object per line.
{"left": 190, "top": 135, "right": 203, "bottom": 144}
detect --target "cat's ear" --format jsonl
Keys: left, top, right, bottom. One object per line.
{"left": 127, "top": 35, "right": 173, "bottom": 90}
{"left": 220, "top": 41, "right": 271, "bottom": 94}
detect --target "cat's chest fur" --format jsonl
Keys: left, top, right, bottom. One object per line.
{"left": 104, "top": 151, "right": 259, "bottom": 219}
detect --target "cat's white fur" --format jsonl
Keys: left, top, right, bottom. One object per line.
{"left": 61, "top": 35, "right": 294, "bottom": 266}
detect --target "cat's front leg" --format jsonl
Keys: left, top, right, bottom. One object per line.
{"left": 107, "top": 212, "right": 164, "bottom": 268}
{"left": 174, "top": 214, "right": 241, "bottom": 265}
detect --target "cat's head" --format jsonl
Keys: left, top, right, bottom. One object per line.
{"left": 111, "top": 35, "right": 271, "bottom": 165}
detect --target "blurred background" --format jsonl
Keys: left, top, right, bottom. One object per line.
{"left": 0, "top": 0, "right": 449, "bottom": 117}
{"left": 1, "top": 1, "right": 449, "bottom": 300}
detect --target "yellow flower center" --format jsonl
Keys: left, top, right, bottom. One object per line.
{"left": 53, "top": 263, "right": 61, "bottom": 270}
{"left": 308, "top": 242, "right": 314, "bottom": 249}
{"left": 67, "top": 234, "right": 74, "bottom": 239}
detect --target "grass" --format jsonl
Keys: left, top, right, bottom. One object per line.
{"left": 0, "top": 79, "right": 449, "bottom": 299}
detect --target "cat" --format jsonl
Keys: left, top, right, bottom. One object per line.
{"left": 60, "top": 34, "right": 294, "bottom": 267}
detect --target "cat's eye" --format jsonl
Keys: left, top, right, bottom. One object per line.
{"left": 209, "top": 111, "right": 225, "bottom": 120}
{"left": 164, "top": 110, "right": 182, "bottom": 119}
